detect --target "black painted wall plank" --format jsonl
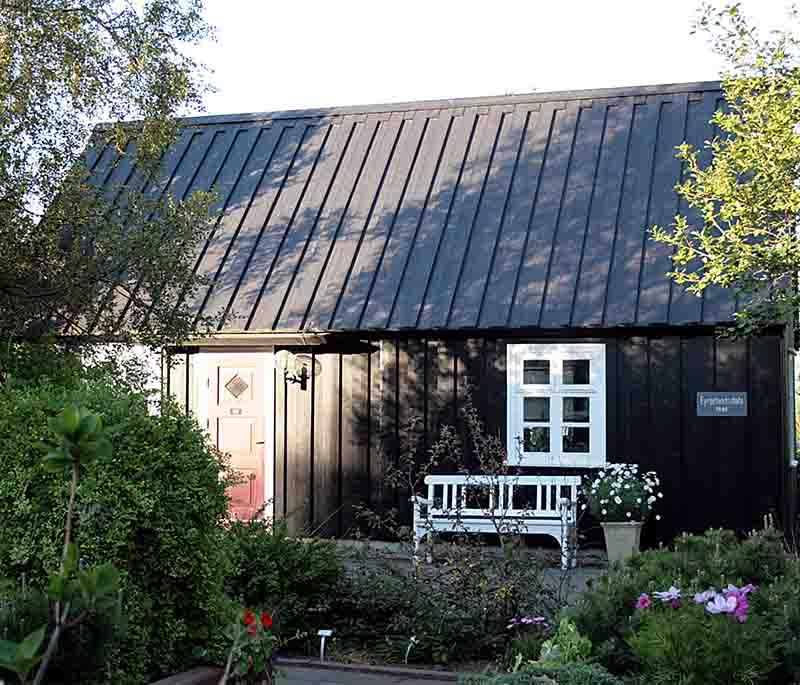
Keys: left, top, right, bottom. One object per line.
{"left": 312, "top": 352, "right": 341, "bottom": 536}
{"left": 249, "top": 330, "right": 784, "bottom": 543}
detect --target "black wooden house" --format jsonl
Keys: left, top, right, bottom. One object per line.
{"left": 83, "top": 81, "right": 796, "bottom": 544}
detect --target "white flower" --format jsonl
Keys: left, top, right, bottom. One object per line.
{"left": 658, "top": 492, "right": 663, "bottom": 499}
{"left": 600, "top": 499, "right": 607, "bottom": 505}
{"left": 655, "top": 515, "right": 661, "bottom": 521}
{"left": 626, "top": 512, "right": 632, "bottom": 518}
{"left": 614, "top": 496, "right": 622, "bottom": 505}
{"left": 636, "top": 498, "right": 642, "bottom": 504}
{"left": 581, "top": 504, "right": 587, "bottom": 510}
{"left": 624, "top": 484, "right": 631, "bottom": 489}
{"left": 601, "top": 509, "right": 607, "bottom": 515}
{"left": 648, "top": 496, "right": 656, "bottom": 504}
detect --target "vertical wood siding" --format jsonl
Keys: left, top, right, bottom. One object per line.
{"left": 175, "top": 332, "right": 786, "bottom": 541}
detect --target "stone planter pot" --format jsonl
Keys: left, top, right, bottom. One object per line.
{"left": 601, "top": 521, "right": 643, "bottom": 564}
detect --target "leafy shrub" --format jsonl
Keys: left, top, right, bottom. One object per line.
{"left": 628, "top": 603, "right": 776, "bottom": 684}
{"left": 538, "top": 619, "right": 591, "bottom": 665}
{"left": 0, "top": 578, "right": 123, "bottom": 683}
{"left": 0, "top": 368, "right": 231, "bottom": 684}
{"left": 224, "top": 517, "right": 341, "bottom": 638}
{"left": 503, "top": 617, "right": 549, "bottom": 670}
{"left": 758, "top": 562, "right": 800, "bottom": 683}
{"left": 329, "top": 543, "right": 557, "bottom": 665}
{"left": 566, "top": 528, "right": 789, "bottom": 673}
{"left": 564, "top": 527, "right": 800, "bottom": 682}
{"left": 459, "top": 662, "right": 623, "bottom": 685}
{"left": 506, "top": 635, "right": 546, "bottom": 668}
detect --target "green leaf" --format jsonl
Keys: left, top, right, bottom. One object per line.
{"left": 78, "top": 568, "right": 97, "bottom": 603}
{"left": 59, "top": 405, "right": 81, "bottom": 436}
{"left": 77, "top": 413, "right": 100, "bottom": 438}
{"left": 17, "top": 625, "right": 46, "bottom": 661}
{"left": 0, "top": 638, "right": 18, "bottom": 662}
{"left": 41, "top": 451, "right": 72, "bottom": 472}
{"left": 63, "top": 542, "right": 78, "bottom": 575}
{"left": 48, "top": 573, "right": 67, "bottom": 600}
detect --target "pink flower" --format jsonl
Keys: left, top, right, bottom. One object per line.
{"left": 634, "top": 593, "right": 651, "bottom": 609}
{"left": 722, "top": 585, "right": 753, "bottom": 623}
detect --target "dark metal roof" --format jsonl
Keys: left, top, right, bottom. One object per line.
{"left": 87, "top": 81, "right": 734, "bottom": 334}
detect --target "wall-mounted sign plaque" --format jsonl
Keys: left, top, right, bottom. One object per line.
{"left": 696, "top": 392, "right": 747, "bottom": 417}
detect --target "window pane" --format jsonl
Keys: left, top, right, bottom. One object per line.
{"left": 523, "top": 427, "right": 549, "bottom": 452}
{"left": 563, "top": 359, "right": 590, "bottom": 384}
{"left": 523, "top": 360, "right": 549, "bottom": 384}
{"left": 563, "top": 426, "right": 590, "bottom": 452}
{"left": 524, "top": 397, "right": 550, "bottom": 422}
{"left": 563, "top": 397, "right": 590, "bottom": 423}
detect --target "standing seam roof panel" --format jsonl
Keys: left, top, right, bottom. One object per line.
{"left": 87, "top": 82, "right": 735, "bottom": 332}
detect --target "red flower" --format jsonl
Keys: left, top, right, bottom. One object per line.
{"left": 260, "top": 611, "right": 273, "bottom": 628}
{"left": 246, "top": 623, "right": 257, "bottom": 636}
{"left": 243, "top": 610, "right": 256, "bottom": 626}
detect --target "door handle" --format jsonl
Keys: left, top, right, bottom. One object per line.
{"left": 256, "top": 441, "right": 265, "bottom": 445}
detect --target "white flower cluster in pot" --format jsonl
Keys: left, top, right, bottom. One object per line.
{"left": 580, "top": 463, "right": 663, "bottom": 523}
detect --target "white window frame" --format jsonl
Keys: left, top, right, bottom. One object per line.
{"left": 507, "top": 343, "right": 606, "bottom": 468}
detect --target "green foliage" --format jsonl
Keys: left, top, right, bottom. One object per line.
{"left": 329, "top": 545, "right": 556, "bottom": 666}
{"left": 0, "top": 368, "right": 231, "bottom": 684}
{"left": 0, "top": 0, "right": 219, "bottom": 347}
{"left": 538, "top": 619, "right": 591, "bottom": 666}
{"left": 459, "top": 662, "right": 623, "bottom": 685}
{"left": 628, "top": 604, "right": 776, "bottom": 684}
{"left": 40, "top": 403, "right": 113, "bottom": 473}
{"left": 507, "top": 634, "right": 547, "bottom": 668}
{"left": 0, "top": 626, "right": 44, "bottom": 684}
{"left": 224, "top": 518, "right": 341, "bottom": 638}
{"left": 651, "top": 3, "right": 800, "bottom": 335}
{"left": 566, "top": 528, "right": 797, "bottom": 680}
{"left": 757, "top": 562, "right": 800, "bottom": 683}
{"left": 218, "top": 608, "right": 279, "bottom": 684}
{"left": 0, "top": 579, "right": 122, "bottom": 683}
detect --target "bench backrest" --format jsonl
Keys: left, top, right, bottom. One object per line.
{"left": 423, "top": 474, "right": 581, "bottom": 518}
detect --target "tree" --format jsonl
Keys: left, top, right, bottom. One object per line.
{"left": 651, "top": 3, "right": 800, "bottom": 337}
{"left": 0, "top": 0, "right": 217, "bottom": 356}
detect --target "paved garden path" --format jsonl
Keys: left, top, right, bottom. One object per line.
{"left": 277, "top": 661, "right": 457, "bottom": 685}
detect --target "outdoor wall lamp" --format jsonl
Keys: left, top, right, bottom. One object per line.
{"left": 275, "top": 349, "right": 311, "bottom": 390}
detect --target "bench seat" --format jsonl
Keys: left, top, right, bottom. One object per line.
{"left": 413, "top": 474, "right": 581, "bottom": 569}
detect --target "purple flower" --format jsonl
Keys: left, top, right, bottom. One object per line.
{"left": 693, "top": 589, "right": 716, "bottom": 604}
{"left": 634, "top": 593, "right": 651, "bottom": 609}
{"left": 653, "top": 586, "right": 681, "bottom": 604}
{"left": 507, "top": 615, "right": 548, "bottom": 630}
{"left": 706, "top": 594, "right": 737, "bottom": 615}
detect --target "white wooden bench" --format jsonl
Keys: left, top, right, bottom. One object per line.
{"left": 412, "top": 474, "right": 581, "bottom": 569}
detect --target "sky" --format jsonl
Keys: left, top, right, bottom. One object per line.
{"left": 191, "top": 0, "right": 791, "bottom": 116}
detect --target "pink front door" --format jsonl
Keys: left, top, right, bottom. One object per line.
{"left": 207, "top": 356, "right": 267, "bottom": 520}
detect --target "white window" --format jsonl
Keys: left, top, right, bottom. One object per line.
{"left": 507, "top": 343, "right": 606, "bottom": 467}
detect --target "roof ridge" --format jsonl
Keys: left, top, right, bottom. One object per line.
{"left": 100, "top": 80, "right": 722, "bottom": 130}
